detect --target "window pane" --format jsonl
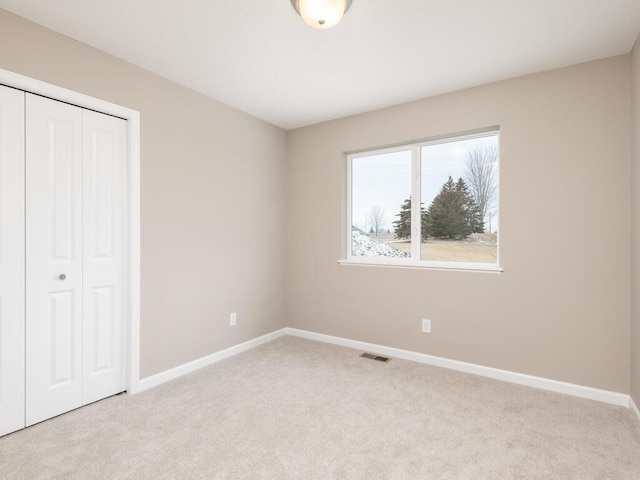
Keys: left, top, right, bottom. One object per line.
{"left": 420, "top": 134, "right": 498, "bottom": 263}
{"left": 351, "top": 150, "right": 412, "bottom": 258}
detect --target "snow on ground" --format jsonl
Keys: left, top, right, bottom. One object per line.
{"left": 351, "top": 229, "right": 409, "bottom": 258}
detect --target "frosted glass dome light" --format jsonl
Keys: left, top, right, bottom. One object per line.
{"left": 291, "top": 0, "right": 353, "bottom": 30}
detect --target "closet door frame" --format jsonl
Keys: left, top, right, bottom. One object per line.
{"left": 0, "top": 68, "right": 142, "bottom": 395}
{"left": 0, "top": 84, "right": 25, "bottom": 436}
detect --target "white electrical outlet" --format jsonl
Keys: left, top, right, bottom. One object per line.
{"left": 230, "top": 312, "right": 237, "bottom": 326}
{"left": 422, "top": 319, "right": 431, "bottom": 333}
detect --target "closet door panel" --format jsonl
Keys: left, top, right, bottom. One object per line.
{"left": 0, "top": 85, "right": 25, "bottom": 437}
{"left": 26, "top": 94, "right": 83, "bottom": 426}
{"left": 82, "top": 110, "right": 126, "bottom": 404}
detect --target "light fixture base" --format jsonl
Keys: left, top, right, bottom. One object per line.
{"left": 291, "top": 0, "right": 353, "bottom": 29}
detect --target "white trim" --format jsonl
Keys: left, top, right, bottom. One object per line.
{"left": 338, "top": 258, "right": 504, "bottom": 273}
{"left": 284, "top": 328, "right": 629, "bottom": 407}
{"left": 411, "top": 144, "right": 421, "bottom": 260}
{"left": 0, "top": 68, "right": 142, "bottom": 396}
{"left": 136, "top": 329, "right": 288, "bottom": 393}
{"left": 0, "top": 69, "right": 138, "bottom": 120}
{"left": 345, "top": 126, "right": 500, "bottom": 157}
{"left": 416, "top": 129, "right": 500, "bottom": 149}
{"left": 345, "top": 151, "right": 353, "bottom": 257}
{"left": 631, "top": 396, "right": 640, "bottom": 422}
{"left": 126, "top": 114, "right": 141, "bottom": 394}
{"left": 348, "top": 143, "right": 415, "bottom": 161}
{"left": 119, "top": 326, "right": 633, "bottom": 412}
{"left": 495, "top": 132, "right": 501, "bottom": 265}
{"left": 344, "top": 129, "right": 501, "bottom": 271}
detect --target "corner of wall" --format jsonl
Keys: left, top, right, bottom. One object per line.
{"left": 631, "top": 32, "right": 640, "bottom": 408}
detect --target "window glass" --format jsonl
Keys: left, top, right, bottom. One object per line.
{"left": 420, "top": 134, "right": 498, "bottom": 263}
{"left": 346, "top": 129, "right": 500, "bottom": 270}
{"left": 351, "top": 150, "right": 411, "bottom": 258}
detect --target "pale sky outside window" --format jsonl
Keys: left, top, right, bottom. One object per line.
{"left": 351, "top": 150, "right": 411, "bottom": 233}
{"left": 422, "top": 134, "right": 498, "bottom": 233}
{"left": 351, "top": 134, "right": 498, "bottom": 235}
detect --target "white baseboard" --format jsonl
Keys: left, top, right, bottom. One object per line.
{"left": 631, "top": 396, "right": 640, "bottom": 422}
{"left": 131, "top": 325, "right": 631, "bottom": 410}
{"left": 135, "top": 328, "right": 288, "bottom": 393}
{"left": 284, "top": 328, "right": 630, "bottom": 407}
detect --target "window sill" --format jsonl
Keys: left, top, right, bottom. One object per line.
{"left": 338, "top": 257, "right": 504, "bottom": 273}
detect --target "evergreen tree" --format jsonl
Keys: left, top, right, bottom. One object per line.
{"left": 425, "top": 177, "right": 482, "bottom": 239}
{"left": 456, "top": 177, "right": 484, "bottom": 234}
{"left": 393, "top": 198, "right": 412, "bottom": 239}
{"left": 393, "top": 196, "right": 428, "bottom": 240}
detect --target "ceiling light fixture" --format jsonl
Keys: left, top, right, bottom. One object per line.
{"left": 290, "top": 0, "right": 353, "bottom": 30}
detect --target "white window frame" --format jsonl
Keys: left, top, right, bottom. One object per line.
{"left": 341, "top": 129, "right": 502, "bottom": 273}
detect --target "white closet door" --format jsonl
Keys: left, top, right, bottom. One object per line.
{"left": 26, "top": 94, "right": 84, "bottom": 426}
{"left": 0, "top": 85, "right": 25, "bottom": 437}
{"left": 81, "top": 109, "right": 126, "bottom": 404}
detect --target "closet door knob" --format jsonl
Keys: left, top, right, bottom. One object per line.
{"left": 59, "top": 274, "right": 66, "bottom": 280}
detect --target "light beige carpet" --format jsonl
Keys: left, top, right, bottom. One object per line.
{"left": 1, "top": 336, "right": 639, "bottom": 479}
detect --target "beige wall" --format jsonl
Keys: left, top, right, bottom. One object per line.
{"left": 287, "top": 56, "right": 632, "bottom": 393}
{"left": 0, "top": 10, "right": 288, "bottom": 378}
{"left": 632, "top": 35, "right": 640, "bottom": 405}
{"left": 1, "top": 8, "right": 635, "bottom": 396}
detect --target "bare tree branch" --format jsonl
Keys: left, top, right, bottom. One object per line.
{"left": 464, "top": 146, "right": 497, "bottom": 231}
{"left": 367, "top": 206, "right": 386, "bottom": 236}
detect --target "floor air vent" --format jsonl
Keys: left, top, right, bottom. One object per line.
{"left": 360, "top": 352, "right": 391, "bottom": 363}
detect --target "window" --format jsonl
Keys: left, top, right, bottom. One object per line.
{"left": 344, "top": 129, "right": 501, "bottom": 271}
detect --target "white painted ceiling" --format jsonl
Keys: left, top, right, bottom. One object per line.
{"left": 1, "top": 1, "right": 639, "bottom": 130}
